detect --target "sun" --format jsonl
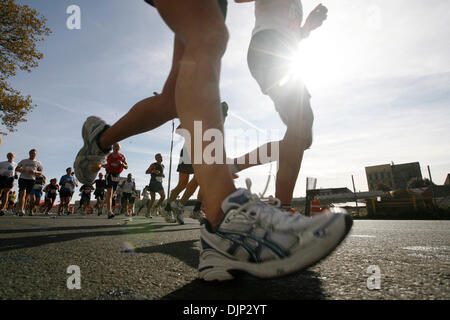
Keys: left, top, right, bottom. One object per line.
{"left": 283, "top": 35, "right": 346, "bottom": 90}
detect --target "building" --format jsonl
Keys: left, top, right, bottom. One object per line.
{"left": 391, "top": 162, "right": 422, "bottom": 189}
{"left": 365, "top": 162, "right": 422, "bottom": 191}
{"left": 445, "top": 174, "right": 450, "bottom": 185}
{"left": 365, "top": 164, "right": 394, "bottom": 191}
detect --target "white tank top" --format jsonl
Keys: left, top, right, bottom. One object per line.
{"left": 122, "top": 179, "right": 134, "bottom": 193}
{"left": 252, "top": 0, "right": 303, "bottom": 40}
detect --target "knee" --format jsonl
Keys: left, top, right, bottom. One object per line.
{"left": 282, "top": 102, "right": 314, "bottom": 150}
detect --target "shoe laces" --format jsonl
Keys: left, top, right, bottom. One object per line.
{"left": 230, "top": 180, "right": 306, "bottom": 231}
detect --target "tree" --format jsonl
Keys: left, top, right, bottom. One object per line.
{"left": 375, "top": 182, "right": 391, "bottom": 192}
{"left": 407, "top": 177, "right": 433, "bottom": 188}
{"left": 0, "top": 0, "right": 51, "bottom": 135}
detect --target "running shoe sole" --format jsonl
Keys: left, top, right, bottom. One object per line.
{"left": 74, "top": 117, "right": 108, "bottom": 185}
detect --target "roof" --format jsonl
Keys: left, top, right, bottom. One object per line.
{"left": 445, "top": 174, "right": 450, "bottom": 185}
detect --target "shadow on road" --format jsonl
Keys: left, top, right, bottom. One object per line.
{"left": 0, "top": 222, "right": 195, "bottom": 252}
{"left": 162, "top": 271, "right": 325, "bottom": 300}
{"left": 135, "top": 240, "right": 326, "bottom": 300}
{"left": 135, "top": 239, "right": 200, "bottom": 268}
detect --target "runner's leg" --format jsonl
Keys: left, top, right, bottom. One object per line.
{"left": 167, "top": 172, "right": 189, "bottom": 204}
{"left": 153, "top": 0, "right": 234, "bottom": 227}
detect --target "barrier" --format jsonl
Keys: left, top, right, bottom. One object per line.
{"left": 310, "top": 199, "right": 322, "bottom": 216}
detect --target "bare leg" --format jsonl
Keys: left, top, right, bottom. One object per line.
{"left": 147, "top": 192, "right": 156, "bottom": 214}
{"left": 229, "top": 98, "right": 313, "bottom": 206}
{"left": 18, "top": 190, "right": 26, "bottom": 212}
{"left": 97, "top": 36, "right": 184, "bottom": 150}
{"left": 156, "top": 189, "right": 165, "bottom": 208}
{"left": 153, "top": 0, "right": 235, "bottom": 227}
{"left": 180, "top": 176, "right": 199, "bottom": 205}
{"left": 167, "top": 172, "right": 189, "bottom": 204}
{"left": 106, "top": 188, "right": 113, "bottom": 213}
{"left": 0, "top": 188, "right": 11, "bottom": 211}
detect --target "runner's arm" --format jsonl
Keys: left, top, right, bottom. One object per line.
{"left": 145, "top": 164, "right": 155, "bottom": 175}
{"left": 121, "top": 157, "right": 128, "bottom": 170}
{"left": 15, "top": 163, "right": 23, "bottom": 173}
{"left": 301, "top": 4, "right": 328, "bottom": 39}
{"left": 36, "top": 164, "right": 43, "bottom": 176}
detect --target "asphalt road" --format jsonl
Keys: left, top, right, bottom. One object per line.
{"left": 0, "top": 213, "right": 448, "bottom": 300}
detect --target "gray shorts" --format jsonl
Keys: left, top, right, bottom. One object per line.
{"left": 247, "top": 29, "right": 313, "bottom": 146}
{"left": 247, "top": 29, "right": 311, "bottom": 99}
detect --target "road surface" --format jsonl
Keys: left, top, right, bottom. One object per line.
{"left": 0, "top": 214, "right": 448, "bottom": 300}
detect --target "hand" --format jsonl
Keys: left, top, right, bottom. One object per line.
{"left": 154, "top": 170, "right": 160, "bottom": 175}
{"left": 303, "top": 4, "right": 328, "bottom": 34}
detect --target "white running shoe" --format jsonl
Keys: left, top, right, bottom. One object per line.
{"left": 190, "top": 210, "right": 204, "bottom": 222}
{"left": 74, "top": 116, "right": 111, "bottom": 185}
{"left": 172, "top": 202, "right": 185, "bottom": 225}
{"left": 198, "top": 188, "right": 353, "bottom": 281}
{"left": 161, "top": 206, "right": 176, "bottom": 223}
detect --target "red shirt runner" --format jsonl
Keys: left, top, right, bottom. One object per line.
{"left": 106, "top": 153, "right": 126, "bottom": 174}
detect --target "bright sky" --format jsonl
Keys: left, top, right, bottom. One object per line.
{"left": 1, "top": 0, "right": 450, "bottom": 203}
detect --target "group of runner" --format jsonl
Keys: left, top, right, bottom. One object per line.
{"left": 0, "top": 149, "right": 44, "bottom": 216}
{"left": 0, "top": 149, "right": 74, "bottom": 216}
{"left": 0, "top": 144, "right": 180, "bottom": 219}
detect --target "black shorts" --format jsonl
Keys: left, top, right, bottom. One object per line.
{"left": 144, "top": 0, "right": 228, "bottom": 18}
{"left": 46, "top": 194, "right": 56, "bottom": 201}
{"left": 60, "top": 189, "right": 72, "bottom": 198}
{"left": 94, "top": 190, "right": 105, "bottom": 200}
{"left": 80, "top": 196, "right": 91, "bottom": 205}
{"left": 18, "top": 178, "right": 35, "bottom": 194}
{"left": 177, "top": 163, "right": 194, "bottom": 175}
{"left": 106, "top": 173, "right": 120, "bottom": 191}
{"left": 0, "top": 176, "right": 14, "bottom": 189}
{"left": 148, "top": 181, "right": 164, "bottom": 193}
{"left": 122, "top": 192, "right": 134, "bottom": 203}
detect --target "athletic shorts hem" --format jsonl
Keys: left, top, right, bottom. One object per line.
{"left": 18, "top": 178, "right": 35, "bottom": 194}
{"left": 177, "top": 164, "right": 194, "bottom": 174}
{"left": 0, "top": 176, "right": 14, "bottom": 189}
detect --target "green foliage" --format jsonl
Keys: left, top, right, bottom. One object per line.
{"left": 0, "top": 0, "right": 51, "bottom": 134}
{"left": 407, "top": 177, "right": 432, "bottom": 188}
{"left": 375, "top": 182, "right": 391, "bottom": 192}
